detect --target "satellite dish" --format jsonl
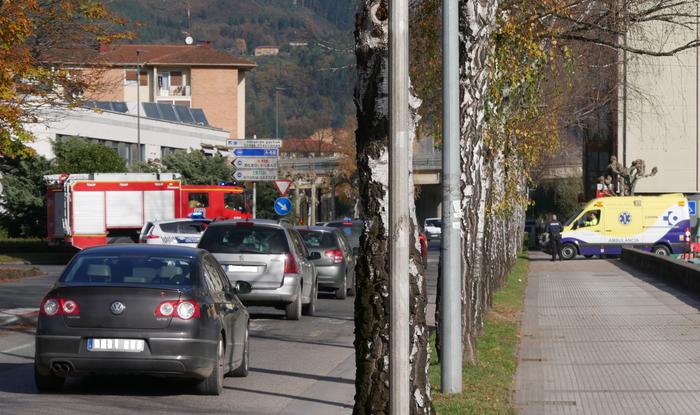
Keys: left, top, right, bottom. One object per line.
{"left": 185, "top": 36, "right": 194, "bottom": 45}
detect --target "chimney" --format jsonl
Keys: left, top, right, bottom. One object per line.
{"left": 197, "top": 40, "right": 212, "bottom": 49}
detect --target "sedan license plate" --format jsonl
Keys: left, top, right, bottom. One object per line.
{"left": 87, "top": 338, "right": 144, "bottom": 353}
{"left": 228, "top": 265, "right": 257, "bottom": 273}
{"left": 176, "top": 237, "right": 200, "bottom": 244}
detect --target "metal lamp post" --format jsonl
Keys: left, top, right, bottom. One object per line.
{"left": 136, "top": 50, "right": 147, "bottom": 168}
{"left": 275, "top": 87, "right": 286, "bottom": 139}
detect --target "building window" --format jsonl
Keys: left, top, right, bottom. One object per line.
{"left": 56, "top": 135, "right": 144, "bottom": 167}
{"left": 125, "top": 70, "right": 148, "bottom": 86}
{"left": 161, "top": 146, "right": 183, "bottom": 159}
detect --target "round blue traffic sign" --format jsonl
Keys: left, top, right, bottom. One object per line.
{"left": 274, "top": 197, "right": 293, "bottom": 216}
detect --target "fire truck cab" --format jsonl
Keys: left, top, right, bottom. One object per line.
{"left": 45, "top": 173, "right": 250, "bottom": 249}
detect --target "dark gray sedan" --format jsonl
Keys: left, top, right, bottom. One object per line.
{"left": 296, "top": 226, "right": 356, "bottom": 299}
{"left": 34, "top": 245, "right": 250, "bottom": 395}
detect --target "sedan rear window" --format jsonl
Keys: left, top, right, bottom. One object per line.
{"left": 61, "top": 255, "right": 195, "bottom": 287}
{"left": 199, "top": 226, "right": 289, "bottom": 254}
{"left": 298, "top": 230, "right": 338, "bottom": 249}
{"left": 159, "top": 221, "right": 209, "bottom": 234}
{"left": 325, "top": 222, "right": 363, "bottom": 248}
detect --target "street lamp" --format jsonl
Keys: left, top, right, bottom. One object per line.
{"left": 136, "top": 49, "right": 147, "bottom": 168}
{"left": 275, "top": 87, "right": 286, "bottom": 139}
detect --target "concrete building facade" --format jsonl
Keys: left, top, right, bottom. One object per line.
{"left": 56, "top": 43, "right": 256, "bottom": 139}
{"left": 618, "top": 19, "right": 700, "bottom": 194}
{"left": 26, "top": 105, "right": 230, "bottom": 165}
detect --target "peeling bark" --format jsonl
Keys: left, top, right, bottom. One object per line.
{"left": 353, "top": 1, "right": 433, "bottom": 414}
{"left": 459, "top": 0, "right": 499, "bottom": 363}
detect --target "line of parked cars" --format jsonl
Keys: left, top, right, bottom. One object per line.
{"left": 34, "top": 218, "right": 363, "bottom": 395}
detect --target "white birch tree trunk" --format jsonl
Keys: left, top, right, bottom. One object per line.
{"left": 353, "top": 1, "right": 433, "bottom": 413}
{"left": 459, "top": 0, "right": 499, "bottom": 362}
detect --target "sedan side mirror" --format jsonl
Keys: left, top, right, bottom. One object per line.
{"left": 308, "top": 252, "right": 321, "bottom": 260}
{"left": 234, "top": 280, "right": 252, "bottom": 294}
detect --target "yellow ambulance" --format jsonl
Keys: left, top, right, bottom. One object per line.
{"left": 559, "top": 194, "right": 690, "bottom": 260}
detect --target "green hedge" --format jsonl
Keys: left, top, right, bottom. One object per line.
{"left": 0, "top": 239, "right": 77, "bottom": 253}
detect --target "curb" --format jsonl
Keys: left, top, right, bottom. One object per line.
{"left": 0, "top": 308, "right": 39, "bottom": 327}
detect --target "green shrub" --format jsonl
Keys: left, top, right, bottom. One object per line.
{"left": 0, "top": 238, "right": 76, "bottom": 253}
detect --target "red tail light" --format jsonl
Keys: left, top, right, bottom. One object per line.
{"left": 284, "top": 252, "right": 298, "bottom": 274}
{"left": 154, "top": 300, "right": 200, "bottom": 320}
{"left": 146, "top": 235, "right": 160, "bottom": 240}
{"left": 324, "top": 249, "right": 344, "bottom": 264}
{"left": 40, "top": 297, "right": 80, "bottom": 316}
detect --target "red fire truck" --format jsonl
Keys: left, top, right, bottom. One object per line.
{"left": 45, "top": 173, "right": 250, "bottom": 249}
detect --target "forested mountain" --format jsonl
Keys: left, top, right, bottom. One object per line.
{"left": 108, "top": 0, "right": 358, "bottom": 138}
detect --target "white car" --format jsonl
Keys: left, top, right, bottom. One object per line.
{"left": 139, "top": 219, "right": 211, "bottom": 247}
{"left": 423, "top": 218, "right": 442, "bottom": 241}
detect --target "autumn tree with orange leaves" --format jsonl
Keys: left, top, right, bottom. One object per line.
{"left": 0, "top": 0, "right": 131, "bottom": 157}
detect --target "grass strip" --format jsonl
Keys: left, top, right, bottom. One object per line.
{"left": 0, "top": 252, "right": 76, "bottom": 265}
{"left": 0, "top": 267, "right": 44, "bottom": 281}
{"left": 429, "top": 255, "right": 529, "bottom": 414}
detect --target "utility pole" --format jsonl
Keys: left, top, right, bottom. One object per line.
{"left": 389, "top": 0, "right": 410, "bottom": 413}
{"left": 136, "top": 50, "right": 143, "bottom": 169}
{"left": 330, "top": 176, "right": 336, "bottom": 221}
{"left": 441, "top": 0, "right": 462, "bottom": 393}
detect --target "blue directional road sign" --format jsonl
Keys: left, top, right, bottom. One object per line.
{"left": 233, "top": 148, "right": 278, "bottom": 157}
{"left": 274, "top": 197, "right": 293, "bottom": 216}
{"left": 690, "top": 200, "right": 697, "bottom": 216}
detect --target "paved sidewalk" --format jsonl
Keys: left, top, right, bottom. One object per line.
{"left": 514, "top": 252, "right": 700, "bottom": 414}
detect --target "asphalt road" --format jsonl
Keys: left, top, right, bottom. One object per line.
{"left": 0, "top": 244, "right": 441, "bottom": 415}
{"left": 0, "top": 263, "right": 356, "bottom": 415}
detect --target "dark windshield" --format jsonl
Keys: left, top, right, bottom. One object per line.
{"left": 199, "top": 225, "right": 289, "bottom": 254}
{"left": 297, "top": 230, "right": 339, "bottom": 249}
{"left": 425, "top": 219, "right": 441, "bottom": 227}
{"left": 61, "top": 255, "right": 195, "bottom": 287}
{"left": 325, "top": 222, "right": 363, "bottom": 248}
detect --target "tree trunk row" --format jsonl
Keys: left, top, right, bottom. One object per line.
{"left": 352, "top": 1, "right": 433, "bottom": 413}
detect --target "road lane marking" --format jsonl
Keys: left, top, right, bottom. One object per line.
{"left": 2, "top": 343, "right": 32, "bottom": 354}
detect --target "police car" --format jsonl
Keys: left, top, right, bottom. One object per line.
{"left": 139, "top": 218, "right": 212, "bottom": 248}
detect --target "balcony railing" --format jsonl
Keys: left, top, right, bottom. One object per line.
{"left": 158, "top": 85, "right": 191, "bottom": 97}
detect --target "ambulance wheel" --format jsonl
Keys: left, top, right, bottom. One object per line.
{"left": 652, "top": 245, "right": 670, "bottom": 256}
{"left": 561, "top": 244, "right": 577, "bottom": 260}
{"left": 584, "top": 255, "right": 594, "bottom": 259}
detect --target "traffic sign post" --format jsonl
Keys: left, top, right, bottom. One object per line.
{"left": 227, "top": 139, "right": 283, "bottom": 219}
{"left": 233, "top": 170, "right": 278, "bottom": 181}
{"left": 274, "top": 197, "right": 292, "bottom": 216}
{"left": 274, "top": 179, "right": 293, "bottom": 196}
{"left": 233, "top": 148, "right": 279, "bottom": 157}
{"left": 233, "top": 157, "right": 278, "bottom": 169}
{"left": 227, "top": 139, "right": 283, "bottom": 149}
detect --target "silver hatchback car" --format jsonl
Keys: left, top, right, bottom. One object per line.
{"left": 198, "top": 219, "right": 319, "bottom": 320}
{"left": 296, "top": 226, "right": 356, "bottom": 299}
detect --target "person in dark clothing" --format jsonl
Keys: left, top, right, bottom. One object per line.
{"left": 545, "top": 214, "right": 564, "bottom": 261}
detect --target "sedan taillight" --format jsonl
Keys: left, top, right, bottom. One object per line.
{"left": 154, "top": 300, "right": 200, "bottom": 320}
{"left": 324, "top": 249, "right": 344, "bottom": 264}
{"left": 284, "top": 252, "right": 298, "bottom": 274}
{"left": 40, "top": 297, "right": 80, "bottom": 316}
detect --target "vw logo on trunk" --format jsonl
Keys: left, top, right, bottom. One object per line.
{"left": 110, "top": 301, "right": 125, "bottom": 315}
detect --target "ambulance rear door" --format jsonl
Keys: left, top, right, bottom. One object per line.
{"left": 602, "top": 199, "right": 643, "bottom": 255}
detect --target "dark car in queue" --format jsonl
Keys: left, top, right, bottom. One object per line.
{"left": 296, "top": 226, "right": 356, "bottom": 299}
{"left": 34, "top": 245, "right": 251, "bottom": 395}
{"left": 324, "top": 219, "right": 364, "bottom": 254}
{"left": 198, "top": 219, "right": 319, "bottom": 320}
